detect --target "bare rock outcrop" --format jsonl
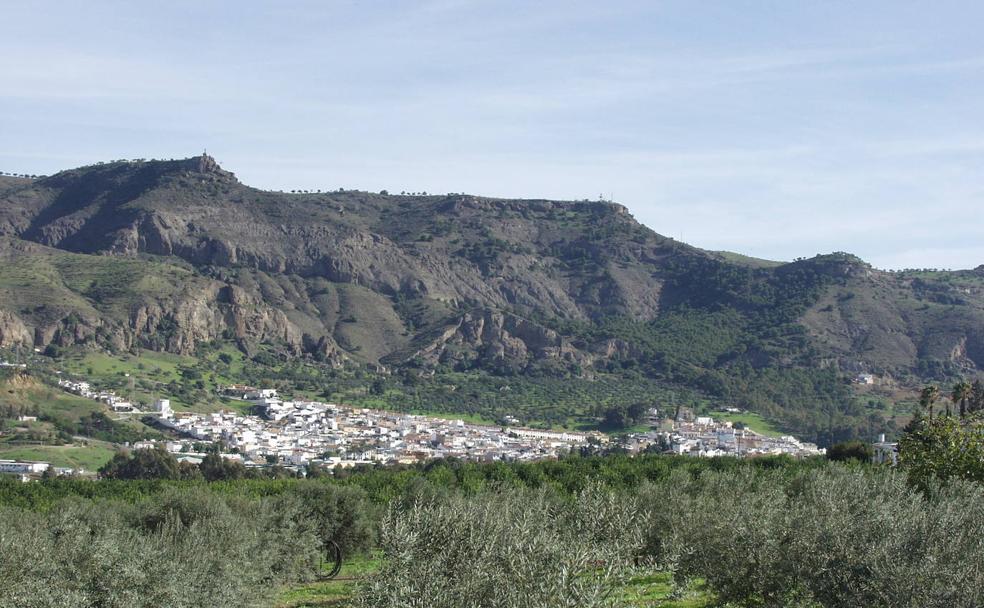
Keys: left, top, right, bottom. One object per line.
{"left": 0, "top": 311, "right": 32, "bottom": 347}
{"left": 413, "top": 310, "right": 588, "bottom": 369}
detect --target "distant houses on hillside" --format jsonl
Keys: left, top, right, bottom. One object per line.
{"left": 855, "top": 373, "right": 876, "bottom": 385}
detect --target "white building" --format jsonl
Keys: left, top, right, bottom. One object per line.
{"left": 155, "top": 398, "right": 172, "bottom": 419}
{"left": 872, "top": 434, "right": 898, "bottom": 466}
{"left": 0, "top": 460, "right": 50, "bottom": 475}
{"left": 111, "top": 400, "right": 135, "bottom": 412}
{"left": 506, "top": 427, "right": 594, "bottom": 443}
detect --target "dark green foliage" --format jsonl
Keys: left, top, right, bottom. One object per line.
{"left": 98, "top": 447, "right": 181, "bottom": 480}
{"left": 898, "top": 412, "right": 984, "bottom": 490}
{"left": 0, "top": 453, "right": 820, "bottom": 509}
{"left": 600, "top": 402, "right": 650, "bottom": 430}
{"left": 542, "top": 290, "right": 879, "bottom": 446}
{"left": 199, "top": 452, "right": 246, "bottom": 481}
{"left": 73, "top": 411, "right": 149, "bottom": 443}
{"left": 352, "top": 370, "right": 684, "bottom": 432}
{"left": 826, "top": 440, "right": 873, "bottom": 463}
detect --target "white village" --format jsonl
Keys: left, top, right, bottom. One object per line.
{"left": 0, "top": 375, "right": 826, "bottom": 480}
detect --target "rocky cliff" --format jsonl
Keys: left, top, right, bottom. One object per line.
{"left": 0, "top": 155, "right": 981, "bottom": 382}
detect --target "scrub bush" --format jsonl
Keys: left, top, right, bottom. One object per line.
{"left": 356, "top": 486, "right": 643, "bottom": 608}
{"left": 0, "top": 485, "right": 372, "bottom": 607}
{"left": 641, "top": 467, "right": 984, "bottom": 608}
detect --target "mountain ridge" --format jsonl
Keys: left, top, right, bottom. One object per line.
{"left": 1, "top": 155, "right": 982, "bottom": 443}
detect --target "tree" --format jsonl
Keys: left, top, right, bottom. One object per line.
{"left": 899, "top": 413, "right": 984, "bottom": 489}
{"left": 99, "top": 447, "right": 181, "bottom": 480}
{"left": 951, "top": 382, "right": 972, "bottom": 418}
{"left": 626, "top": 402, "right": 649, "bottom": 423}
{"left": 826, "top": 440, "right": 873, "bottom": 463}
{"left": 178, "top": 460, "right": 202, "bottom": 480}
{"left": 306, "top": 463, "right": 328, "bottom": 479}
{"left": 970, "top": 380, "right": 984, "bottom": 414}
{"left": 919, "top": 385, "right": 940, "bottom": 420}
{"left": 601, "top": 406, "right": 629, "bottom": 430}
{"left": 600, "top": 402, "right": 649, "bottom": 430}
{"left": 200, "top": 452, "right": 245, "bottom": 481}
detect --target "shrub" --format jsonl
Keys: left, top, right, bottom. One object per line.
{"left": 640, "top": 466, "right": 984, "bottom": 608}
{"left": 898, "top": 413, "right": 984, "bottom": 490}
{"left": 0, "top": 488, "right": 327, "bottom": 607}
{"left": 826, "top": 440, "right": 873, "bottom": 463}
{"left": 355, "top": 487, "right": 641, "bottom": 608}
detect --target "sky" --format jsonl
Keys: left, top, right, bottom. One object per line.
{"left": 1, "top": 1, "right": 982, "bottom": 270}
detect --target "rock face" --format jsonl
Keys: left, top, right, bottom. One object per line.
{"left": 0, "top": 156, "right": 982, "bottom": 379}
{"left": 0, "top": 156, "right": 683, "bottom": 366}
{"left": 126, "top": 284, "right": 302, "bottom": 354}
{"left": 413, "top": 310, "right": 588, "bottom": 368}
{"left": 0, "top": 311, "right": 31, "bottom": 347}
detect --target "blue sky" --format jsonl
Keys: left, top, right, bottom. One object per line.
{"left": 1, "top": 1, "right": 982, "bottom": 270}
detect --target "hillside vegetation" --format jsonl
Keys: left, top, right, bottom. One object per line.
{"left": 2, "top": 455, "right": 983, "bottom": 608}
{"left": 1, "top": 155, "right": 982, "bottom": 444}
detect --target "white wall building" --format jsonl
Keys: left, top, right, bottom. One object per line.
{"left": 155, "top": 398, "right": 172, "bottom": 418}
{"left": 0, "top": 460, "right": 50, "bottom": 475}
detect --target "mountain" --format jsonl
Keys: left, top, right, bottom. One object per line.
{"left": 1, "top": 155, "right": 982, "bottom": 443}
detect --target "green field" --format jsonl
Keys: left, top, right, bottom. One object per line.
{"left": 709, "top": 410, "right": 783, "bottom": 437}
{"left": 62, "top": 349, "right": 194, "bottom": 384}
{"left": 0, "top": 444, "right": 114, "bottom": 471}
{"left": 17, "top": 390, "right": 103, "bottom": 423}
{"left": 408, "top": 408, "right": 498, "bottom": 426}
{"left": 274, "top": 554, "right": 382, "bottom": 608}
{"left": 273, "top": 556, "right": 713, "bottom": 608}
{"left": 57, "top": 348, "right": 229, "bottom": 411}
{"left": 619, "top": 573, "right": 713, "bottom": 607}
